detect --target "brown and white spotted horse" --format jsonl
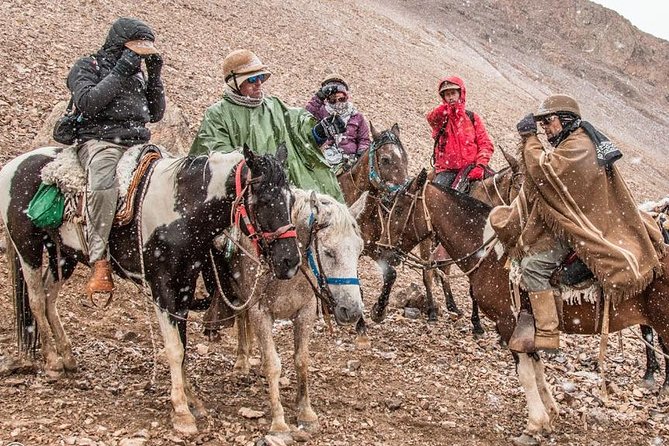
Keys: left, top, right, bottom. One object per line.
{"left": 0, "top": 144, "right": 301, "bottom": 435}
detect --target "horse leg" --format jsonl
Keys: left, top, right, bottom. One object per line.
{"left": 470, "top": 287, "right": 485, "bottom": 337}
{"left": 355, "top": 317, "right": 371, "bottom": 350}
{"left": 512, "top": 353, "right": 551, "bottom": 445}
{"left": 371, "top": 259, "right": 396, "bottom": 323}
{"left": 531, "top": 355, "right": 559, "bottom": 425}
{"left": 641, "top": 325, "right": 659, "bottom": 388}
{"left": 440, "top": 265, "right": 463, "bottom": 318}
{"left": 253, "top": 310, "right": 291, "bottom": 437}
{"left": 154, "top": 307, "right": 197, "bottom": 435}
{"left": 42, "top": 267, "right": 76, "bottom": 373}
{"left": 22, "top": 265, "right": 63, "bottom": 377}
{"left": 422, "top": 268, "right": 438, "bottom": 322}
{"left": 294, "top": 303, "right": 319, "bottom": 433}
{"left": 234, "top": 312, "right": 252, "bottom": 375}
{"left": 658, "top": 335, "right": 669, "bottom": 398}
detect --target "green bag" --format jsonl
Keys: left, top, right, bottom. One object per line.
{"left": 27, "top": 182, "right": 65, "bottom": 228}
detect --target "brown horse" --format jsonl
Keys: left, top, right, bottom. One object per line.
{"left": 336, "top": 123, "right": 409, "bottom": 346}
{"left": 417, "top": 147, "right": 523, "bottom": 329}
{"left": 383, "top": 170, "right": 669, "bottom": 443}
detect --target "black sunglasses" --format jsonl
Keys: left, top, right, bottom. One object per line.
{"left": 538, "top": 115, "right": 557, "bottom": 125}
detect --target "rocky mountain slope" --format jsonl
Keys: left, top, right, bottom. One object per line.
{"left": 1, "top": 1, "right": 668, "bottom": 445}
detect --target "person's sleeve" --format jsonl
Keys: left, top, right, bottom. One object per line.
{"left": 305, "top": 94, "right": 324, "bottom": 118}
{"left": 357, "top": 117, "right": 371, "bottom": 152}
{"left": 146, "top": 75, "right": 165, "bottom": 123}
{"left": 473, "top": 113, "right": 494, "bottom": 166}
{"left": 189, "top": 106, "right": 234, "bottom": 155}
{"left": 426, "top": 103, "right": 448, "bottom": 135}
{"left": 67, "top": 58, "right": 124, "bottom": 118}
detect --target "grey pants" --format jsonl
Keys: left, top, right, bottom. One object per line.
{"left": 520, "top": 239, "right": 571, "bottom": 292}
{"left": 78, "top": 140, "right": 126, "bottom": 263}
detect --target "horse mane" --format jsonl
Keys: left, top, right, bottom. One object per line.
{"left": 249, "top": 152, "right": 289, "bottom": 195}
{"left": 292, "top": 189, "right": 361, "bottom": 237}
{"left": 429, "top": 181, "right": 492, "bottom": 216}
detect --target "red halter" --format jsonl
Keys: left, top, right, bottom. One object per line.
{"left": 233, "top": 160, "right": 297, "bottom": 256}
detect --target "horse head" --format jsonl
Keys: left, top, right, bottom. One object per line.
{"left": 242, "top": 143, "right": 301, "bottom": 279}
{"left": 298, "top": 189, "right": 364, "bottom": 325}
{"left": 368, "top": 122, "right": 409, "bottom": 196}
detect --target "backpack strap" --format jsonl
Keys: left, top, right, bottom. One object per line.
{"left": 465, "top": 110, "right": 475, "bottom": 125}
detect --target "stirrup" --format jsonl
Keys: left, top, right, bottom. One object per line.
{"left": 86, "top": 289, "right": 115, "bottom": 309}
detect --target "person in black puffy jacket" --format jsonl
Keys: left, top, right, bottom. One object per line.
{"left": 67, "top": 17, "right": 165, "bottom": 298}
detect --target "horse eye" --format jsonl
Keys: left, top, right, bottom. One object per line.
{"left": 381, "top": 157, "right": 391, "bottom": 165}
{"left": 323, "top": 249, "right": 336, "bottom": 259}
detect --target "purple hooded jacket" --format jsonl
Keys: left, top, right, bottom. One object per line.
{"left": 306, "top": 95, "right": 371, "bottom": 156}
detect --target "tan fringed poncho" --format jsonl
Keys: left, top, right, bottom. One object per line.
{"left": 490, "top": 128, "right": 665, "bottom": 303}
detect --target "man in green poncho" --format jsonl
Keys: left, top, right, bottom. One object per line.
{"left": 190, "top": 49, "right": 345, "bottom": 202}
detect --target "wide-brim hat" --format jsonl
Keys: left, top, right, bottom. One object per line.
{"left": 124, "top": 39, "right": 159, "bottom": 55}
{"left": 223, "top": 49, "right": 272, "bottom": 87}
{"left": 534, "top": 94, "right": 581, "bottom": 118}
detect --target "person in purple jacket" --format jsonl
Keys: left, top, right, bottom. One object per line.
{"left": 306, "top": 75, "right": 370, "bottom": 166}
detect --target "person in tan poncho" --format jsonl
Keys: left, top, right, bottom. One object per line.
{"left": 490, "top": 94, "right": 665, "bottom": 352}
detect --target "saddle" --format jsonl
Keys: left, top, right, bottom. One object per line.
{"left": 40, "top": 144, "right": 167, "bottom": 227}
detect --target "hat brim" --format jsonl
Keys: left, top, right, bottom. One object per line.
{"left": 125, "top": 40, "right": 159, "bottom": 55}
{"left": 229, "top": 70, "right": 272, "bottom": 87}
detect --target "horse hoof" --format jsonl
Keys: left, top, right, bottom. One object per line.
{"left": 447, "top": 311, "right": 461, "bottom": 322}
{"left": 297, "top": 419, "right": 320, "bottom": 434}
{"left": 355, "top": 335, "right": 371, "bottom": 350}
{"left": 267, "top": 431, "right": 293, "bottom": 445}
{"left": 233, "top": 361, "right": 251, "bottom": 376}
{"left": 63, "top": 356, "right": 77, "bottom": 374}
{"left": 640, "top": 377, "right": 656, "bottom": 389}
{"left": 370, "top": 303, "right": 387, "bottom": 323}
{"left": 173, "top": 412, "right": 198, "bottom": 435}
{"left": 511, "top": 433, "right": 540, "bottom": 446}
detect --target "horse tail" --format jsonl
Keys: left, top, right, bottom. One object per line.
{"left": 6, "top": 234, "right": 38, "bottom": 354}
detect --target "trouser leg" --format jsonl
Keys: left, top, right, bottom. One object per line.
{"left": 511, "top": 240, "right": 570, "bottom": 352}
{"left": 78, "top": 141, "right": 125, "bottom": 263}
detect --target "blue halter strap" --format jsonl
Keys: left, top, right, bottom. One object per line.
{"left": 306, "top": 213, "right": 360, "bottom": 288}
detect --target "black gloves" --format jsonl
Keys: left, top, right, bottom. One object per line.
{"left": 313, "top": 114, "right": 346, "bottom": 142}
{"left": 145, "top": 53, "right": 163, "bottom": 80}
{"left": 516, "top": 113, "right": 537, "bottom": 136}
{"left": 113, "top": 49, "right": 142, "bottom": 77}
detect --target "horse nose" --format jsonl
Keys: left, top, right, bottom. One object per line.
{"left": 282, "top": 255, "right": 300, "bottom": 278}
{"left": 335, "top": 301, "right": 363, "bottom": 325}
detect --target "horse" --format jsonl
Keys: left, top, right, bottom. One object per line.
{"left": 0, "top": 143, "right": 302, "bottom": 435}
{"left": 336, "top": 122, "right": 409, "bottom": 346}
{"left": 415, "top": 147, "right": 524, "bottom": 330}
{"left": 208, "top": 188, "right": 364, "bottom": 443}
{"left": 382, "top": 170, "right": 669, "bottom": 444}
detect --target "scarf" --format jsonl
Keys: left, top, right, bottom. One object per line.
{"left": 549, "top": 119, "right": 623, "bottom": 168}
{"left": 325, "top": 101, "right": 356, "bottom": 125}
{"left": 224, "top": 86, "right": 264, "bottom": 108}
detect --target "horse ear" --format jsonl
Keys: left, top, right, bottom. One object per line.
{"left": 390, "top": 123, "right": 400, "bottom": 139}
{"left": 275, "top": 143, "right": 288, "bottom": 167}
{"left": 243, "top": 144, "right": 256, "bottom": 168}
{"left": 348, "top": 191, "right": 368, "bottom": 220}
{"left": 415, "top": 168, "right": 428, "bottom": 190}
{"left": 499, "top": 145, "right": 520, "bottom": 172}
{"left": 370, "top": 121, "right": 380, "bottom": 140}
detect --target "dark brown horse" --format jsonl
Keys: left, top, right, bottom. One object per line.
{"left": 383, "top": 170, "right": 669, "bottom": 443}
{"left": 0, "top": 144, "right": 301, "bottom": 435}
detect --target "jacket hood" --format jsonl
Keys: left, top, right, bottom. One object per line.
{"left": 100, "top": 17, "right": 155, "bottom": 60}
{"left": 438, "top": 76, "right": 467, "bottom": 105}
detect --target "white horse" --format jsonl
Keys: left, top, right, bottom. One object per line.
{"left": 208, "top": 188, "right": 364, "bottom": 442}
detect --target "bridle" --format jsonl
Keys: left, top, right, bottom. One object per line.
{"left": 367, "top": 131, "right": 410, "bottom": 203}
{"left": 479, "top": 168, "right": 525, "bottom": 206}
{"left": 232, "top": 160, "right": 297, "bottom": 258}
{"left": 300, "top": 208, "right": 360, "bottom": 317}
{"left": 382, "top": 178, "right": 498, "bottom": 276}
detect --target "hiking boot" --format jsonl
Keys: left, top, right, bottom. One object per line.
{"left": 87, "top": 260, "right": 115, "bottom": 301}
{"left": 530, "top": 289, "right": 560, "bottom": 352}
{"left": 508, "top": 309, "right": 536, "bottom": 353}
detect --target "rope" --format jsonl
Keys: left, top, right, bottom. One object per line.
{"left": 208, "top": 249, "right": 266, "bottom": 312}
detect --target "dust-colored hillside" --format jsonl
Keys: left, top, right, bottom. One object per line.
{"left": 1, "top": 1, "right": 668, "bottom": 445}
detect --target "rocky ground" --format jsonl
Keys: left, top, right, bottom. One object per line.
{"left": 1, "top": 0, "right": 669, "bottom": 445}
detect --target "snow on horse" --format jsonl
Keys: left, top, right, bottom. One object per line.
{"left": 209, "top": 188, "right": 363, "bottom": 443}
{"left": 0, "top": 143, "right": 301, "bottom": 434}
{"left": 383, "top": 170, "right": 669, "bottom": 444}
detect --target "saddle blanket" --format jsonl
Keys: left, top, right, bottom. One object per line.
{"left": 39, "top": 144, "right": 171, "bottom": 226}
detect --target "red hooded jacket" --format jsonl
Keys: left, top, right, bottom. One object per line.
{"left": 426, "top": 76, "right": 494, "bottom": 173}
